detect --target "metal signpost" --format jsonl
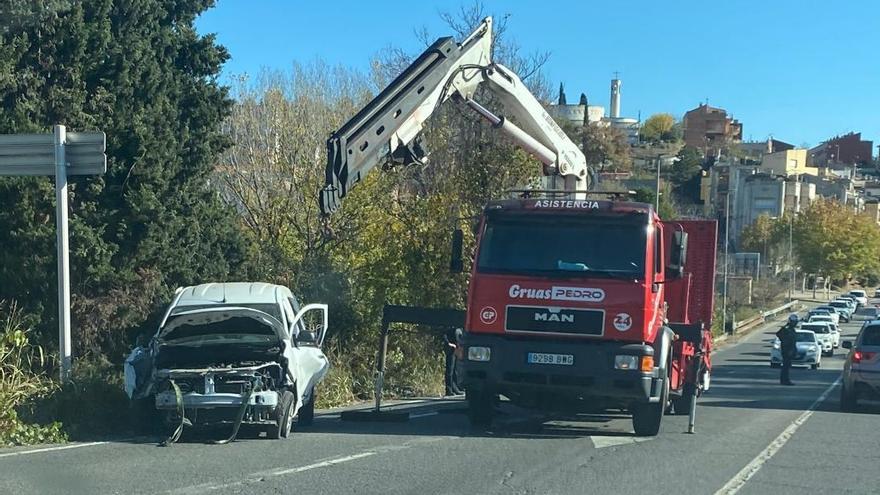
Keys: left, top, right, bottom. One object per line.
{"left": 0, "top": 125, "right": 107, "bottom": 381}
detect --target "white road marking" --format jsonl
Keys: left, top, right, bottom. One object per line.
{"left": 169, "top": 452, "right": 377, "bottom": 494}
{"left": 713, "top": 376, "right": 842, "bottom": 495}
{"left": 589, "top": 435, "right": 653, "bottom": 449}
{"left": 268, "top": 451, "right": 376, "bottom": 476}
{"left": 169, "top": 437, "right": 448, "bottom": 494}
{"left": 0, "top": 441, "right": 108, "bottom": 459}
{"left": 410, "top": 411, "right": 439, "bottom": 419}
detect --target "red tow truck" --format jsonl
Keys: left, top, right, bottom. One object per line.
{"left": 454, "top": 198, "right": 716, "bottom": 435}
{"left": 319, "top": 17, "right": 716, "bottom": 435}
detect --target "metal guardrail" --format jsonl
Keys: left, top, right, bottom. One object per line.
{"left": 761, "top": 300, "right": 799, "bottom": 320}
{"left": 730, "top": 300, "right": 801, "bottom": 335}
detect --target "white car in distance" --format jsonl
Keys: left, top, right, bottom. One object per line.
{"left": 800, "top": 322, "right": 835, "bottom": 356}
{"left": 848, "top": 289, "right": 868, "bottom": 307}
{"left": 808, "top": 308, "right": 839, "bottom": 325}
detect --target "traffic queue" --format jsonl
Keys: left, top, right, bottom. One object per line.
{"left": 769, "top": 290, "right": 880, "bottom": 410}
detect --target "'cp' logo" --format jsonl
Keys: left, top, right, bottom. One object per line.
{"left": 479, "top": 306, "right": 498, "bottom": 324}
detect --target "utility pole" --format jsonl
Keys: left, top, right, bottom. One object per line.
{"left": 788, "top": 211, "right": 794, "bottom": 302}
{"left": 722, "top": 186, "right": 730, "bottom": 334}
{"left": 656, "top": 153, "right": 662, "bottom": 211}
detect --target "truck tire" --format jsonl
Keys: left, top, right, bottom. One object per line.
{"left": 467, "top": 388, "right": 495, "bottom": 428}
{"left": 632, "top": 376, "right": 667, "bottom": 436}
{"left": 840, "top": 384, "right": 858, "bottom": 412}
{"left": 671, "top": 383, "right": 696, "bottom": 416}
{"left": 297, "top": 390, "right": 316, "bottom": 427}
{"left": 268, "top": 390, "right": 296, "bottom": 439}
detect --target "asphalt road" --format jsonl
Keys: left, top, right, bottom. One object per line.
{"left": 2, "top": 303, "right": 878, "bottom": 495}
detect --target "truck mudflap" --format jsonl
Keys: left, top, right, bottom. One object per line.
{"left": 460, "top": 333, "right": 664, "bottom": 408}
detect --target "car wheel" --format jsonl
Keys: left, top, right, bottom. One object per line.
{"left": 811, "top": 363, "right": 819, "bottom": 370}
{"left": 297, "top": 391, "right": 316, "bottom": 427}
{"left": 466, "top": 388, "right": 496, "bottom": 428}
{"left": 840, "top": 384, "right": 858, "bottom": 412}
{"left": 268, "top": 390, "right": 296, "bottom": 439}
{"left": 770, "top": 362, "right": 781, "bottom": 368}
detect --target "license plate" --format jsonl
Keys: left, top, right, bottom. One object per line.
{"left": 527, "top": 352, "right": 574, "bottom": 366}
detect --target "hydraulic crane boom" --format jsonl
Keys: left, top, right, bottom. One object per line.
{"left": 320, "top": 17, "right": 590, "bottom": 215}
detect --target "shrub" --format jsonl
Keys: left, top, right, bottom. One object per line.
{"left": 0, "top": 302, "right": 67, "bottom": 446}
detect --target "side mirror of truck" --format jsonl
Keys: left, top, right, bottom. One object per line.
{"left": 666, "top": 231, "right": 688, "bottom": 279}
{"left": 450, "top": 228, "right": 464, "bottom": 273}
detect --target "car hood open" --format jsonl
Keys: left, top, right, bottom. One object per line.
{"left": 158, "top": 306, "right": 287, "bottom": 344}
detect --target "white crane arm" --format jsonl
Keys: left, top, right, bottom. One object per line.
{"left": 320, "top": 17, "right": 589, "bottom": 214}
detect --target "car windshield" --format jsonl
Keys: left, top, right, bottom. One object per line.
{"left": 862, "top": 326, "right": 880, "bottom": 346}
{"left": 850, "top": 291, "right": 865, "bottom": 297}
{"left": 477, "top": 213, "right": 647, "bottom": 278}
{"left": 796, "top": 332, "right": 816, "bottom": 343}
{"left": 829, "top": 302, "right": 847, "bottom": 308}
{"left": 815, "top": 307, "right": 835, "bottom": 313}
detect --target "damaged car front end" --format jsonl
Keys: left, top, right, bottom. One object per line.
{"left": 125, "top": 283, "right": 329, "bottom": 443}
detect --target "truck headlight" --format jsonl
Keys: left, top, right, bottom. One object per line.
{"left": 614, "top": 355, "right": 638, "bottom": 370}
{"left": 468, "top": 346, "right": 491, "bottom": 362}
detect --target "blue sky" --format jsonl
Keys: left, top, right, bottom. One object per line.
{"left": 197, "top": 0, "right": 879, "bottom": 150}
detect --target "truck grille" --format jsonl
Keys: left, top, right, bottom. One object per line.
{"left": 505, "top": 306, "right": 604, "bottom": 336}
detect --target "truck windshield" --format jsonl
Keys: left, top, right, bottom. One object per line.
{"left": 476, "top": 214, "right": 647, "bottom": 278}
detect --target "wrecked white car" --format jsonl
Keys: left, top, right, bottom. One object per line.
{"left": 124, "top": 282, "right": 329, "bottom": 442}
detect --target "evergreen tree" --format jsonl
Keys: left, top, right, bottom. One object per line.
{"left": 0, "top": 0, "right": 248, "bottom": 356}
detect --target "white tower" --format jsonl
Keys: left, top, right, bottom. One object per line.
{"left": 610, "top": 75, "right": 621, "bottom": 119}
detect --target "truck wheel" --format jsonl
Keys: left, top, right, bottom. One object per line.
{"left": 671, "top": 383, "right": 696, "bottom": 416}
{"left": 840, "top": 384, "right": 858, "bottom": 412}
{"left": 632, "top": 376, "right": 668, "bottom": 436}
{"left": 268, "top": 390, "right": 296, "bottom": 439}
{"left": 297, "top": 391, "right": 316, "bottom": 427}
{"left": 467, "top": 388, "right": 496, "bottom": 428}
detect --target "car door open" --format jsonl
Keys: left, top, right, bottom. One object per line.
{"left": 290, "top": 303, "right": 328, "bottom": 347}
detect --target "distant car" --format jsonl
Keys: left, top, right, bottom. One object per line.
{"left": 840, "top": 321, "right": 880, "bottom": 411}
{"left": 873, "top": 288, "right": 880, "bottom": 298}
{"left": 125, "top": 282, "right": 330, "bottom": 440}
{"left": 808, "top": 313, "right": 834, "bottom": 326}
{"left": 862, "top": 306, "right": 880, "bottom": 320}
{"left": 770, "top": 330, "right": 822, "bottom": 369}
{"left": 833, "top": 298, "right": 857, "bottom": 318}
{"left": 849, "top": 290, "right": 868, "bottom": 307}
{"left": 808, "top": 305, "right": 840, "bottom": 324}
{"left": 800, "top": 322, "right": 835, "bottom": 356}
{"left": 827, "top": 301, "right": 852, "bottom": 321}
{"left": 808, "top": 308, "right": 840, "bottom": 325}
{"left": 837, "top": 295, "right": 857, "bottom": 308}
